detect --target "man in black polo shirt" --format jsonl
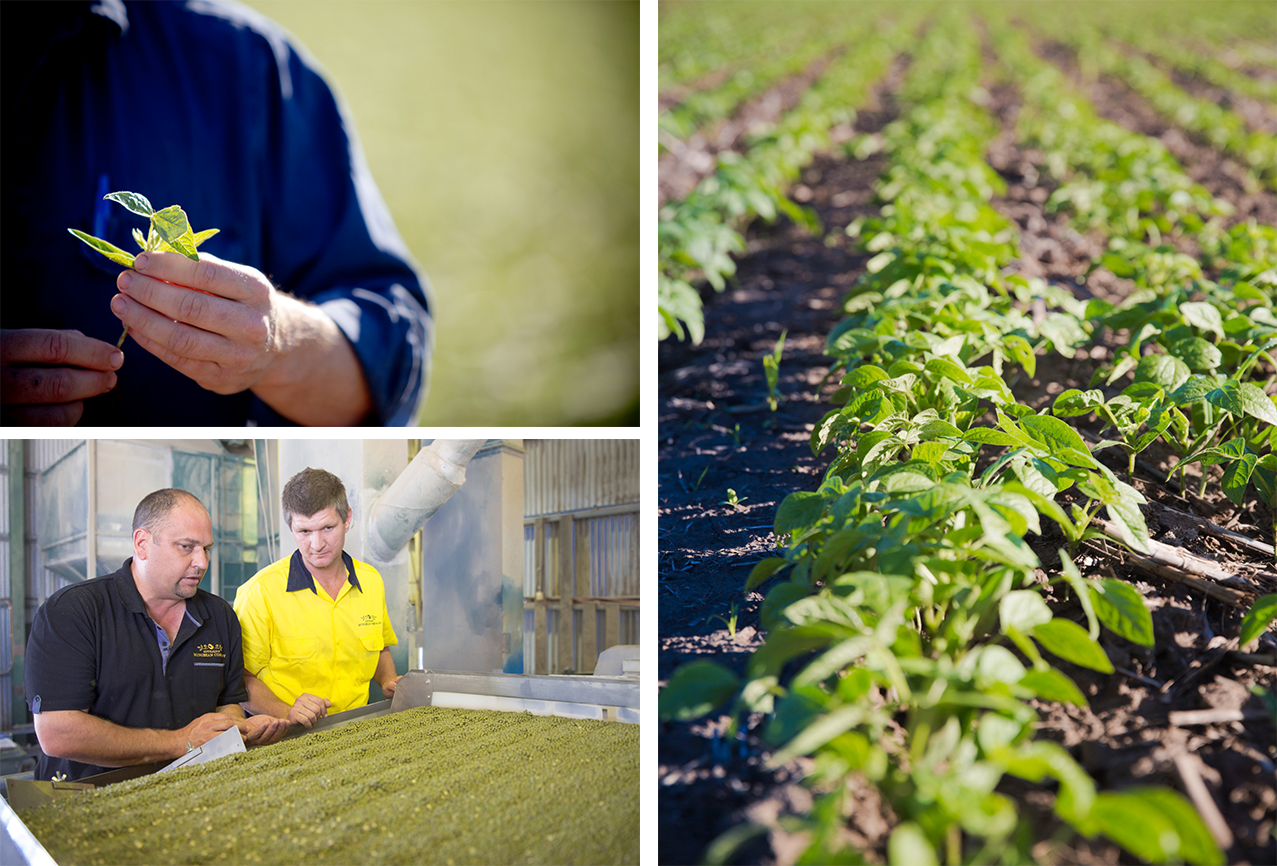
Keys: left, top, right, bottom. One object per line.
{"left": 25, "top": 488, "right": 287, "bottom": 781}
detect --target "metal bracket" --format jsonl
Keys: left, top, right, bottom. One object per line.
{"left": 390, "top": 669, "right": 435, "bottom": 711}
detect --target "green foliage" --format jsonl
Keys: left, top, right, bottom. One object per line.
{"left": 68, "top": 191, "right": 221, "bottom": 348}
{"left": 764, "top": 329, "right": 786, "bottom": 412}
{"left": 661, "top": 3, "right": 1268, "bottom": 864}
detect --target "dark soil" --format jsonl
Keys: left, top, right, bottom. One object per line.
{"left": 659, "top": 21, "right": 1277, "bottom": 866}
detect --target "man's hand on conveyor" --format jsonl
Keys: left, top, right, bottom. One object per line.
{"left": 240, "top": 714, "right": 290, "bottom": 747}
{"left": 179, "top": 712, "right": 244, "bottom": 752}
{"left": 288, "top": 693, "right": 333, "bottom": 728}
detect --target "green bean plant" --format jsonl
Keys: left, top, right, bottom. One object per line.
{"left": 69, "top": 191, "right": 220, "bottom": 347}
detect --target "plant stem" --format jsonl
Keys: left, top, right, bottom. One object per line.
{"left": 116, "top": 327, "right": 129, "bottom": 349}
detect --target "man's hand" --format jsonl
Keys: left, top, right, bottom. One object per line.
{"left": 239, "top": 714, "right": 290, "bottom": 747}
{"left": 177, "top": 712, "right": 243, "bottom": 752}
{"left": 287, "top": 693, "right": 333, "bottom": 729}
{"left": 111, "top": 251, "right": 279, "bottom": 396}
{"left": 110, "top": 251, "right": 372, "bottom": 424}
{"left": 381, "top": 674, "right": 403, "bottom": 699}
{"left": 1, "top": 329, "right": 123, "bottom": 425}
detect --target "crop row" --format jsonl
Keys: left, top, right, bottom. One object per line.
{"left": 657, "top": 10, "right": 918, "bottom": 342}
{"left": 660, "top": 5, "right": 1276, "bottom": 865}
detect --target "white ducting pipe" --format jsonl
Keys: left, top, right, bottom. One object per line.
{"left": 367, "top": 439, "right": 486, "bottom": 561}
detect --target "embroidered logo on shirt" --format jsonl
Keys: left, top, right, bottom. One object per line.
{"left": 359, "top": 614, "right": 379, "bottom": 627}
{"left": 194, "top": 642, "right": 226, "bottom": 659}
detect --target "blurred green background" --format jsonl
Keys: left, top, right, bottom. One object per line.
{"left": 247, "top": 0, "right": 639, "bottom": 426}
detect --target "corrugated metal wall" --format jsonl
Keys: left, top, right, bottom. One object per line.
{"left": 1, "top": 441, "right": 10, "bottom": 730}
{"left": 521, "top": 440, "right": 639, "bottom": 674}
{"left": 28, "top": 440, "right": 83, "bottom": 606}
{"left": 524, "top": 440, "right": 638, "bottom": 517}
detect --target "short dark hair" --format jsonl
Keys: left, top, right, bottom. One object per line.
{"left": 282, "top": 468, "right": 350, "bottom": 528}
{"left": 133, "top": 489, "right": 207, "bottom": 534}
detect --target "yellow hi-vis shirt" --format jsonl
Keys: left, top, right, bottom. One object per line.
{"left": 233, "top": 550, "right": 397, "bottom": 713}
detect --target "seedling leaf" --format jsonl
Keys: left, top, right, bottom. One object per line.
{"left": 887, "top": 822, "right": 937, "bottom": 866}
{"left": 1000, "top": 590, "right": 1053, "bottom": 632}
{"left": 1207, "top": 380, "right": 1277, "bottom": 425}
{"left": 104, "top": 190, "right": 154, "bottom": 217}
{"left": 1032, "top": 618, "right": 1114, "bottom": 673}
{"left": 774, "top": 491, "right": 825, "bottom": 538}
{"left": 1090, "top": 579, "right": 1154, "bottom": 646}
{"left": 192, "top": 227, "right": 221, "bottom": 247}
{"left": 658, "top": 660, "right": 738, "bottom": 721}
{"left": 1020, "top": 414, "right": 1099, "bottom": 468}
{"left": 1020, "top": 667, "right": 1089, "bottom": 707}
{"left": 67, "top": 228, "right": 135, "bottom": 268}
{"left": 151, "top": 205, "right": 200, "bottom": 261}
{"left": 1239, "top": 593, "right": 1277, "bottom": 648}
{"left": 744, "top": 557, "right": 790, "bottom": 592}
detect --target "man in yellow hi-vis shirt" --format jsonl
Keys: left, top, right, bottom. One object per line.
{"left": 234, "top": 468, "right": 401, "bottom": 728}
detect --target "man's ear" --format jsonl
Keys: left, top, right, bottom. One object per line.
{"left": 133, "top": 527, "right": 151, "bottom": 560}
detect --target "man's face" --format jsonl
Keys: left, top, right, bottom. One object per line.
{"left": 135, "top": 502, "right": 214, "bottom": 601}
{"left": 290, "top": 506, "right": 350, "bottom": 575}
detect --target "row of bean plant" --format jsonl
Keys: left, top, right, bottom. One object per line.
{"left": 658, "top": 9, "right": 916, "bottom": 342}
{"left": 664, "top": 13, "right": 1220, "bottom": 866}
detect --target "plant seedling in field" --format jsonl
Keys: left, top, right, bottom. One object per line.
{"left": 764, "top": 329, "right": 786, "bottom": 412}
{"left": 69, "top": 191, "right": 220, "bottom": 348}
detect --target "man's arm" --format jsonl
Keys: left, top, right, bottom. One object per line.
{"left": 374, "top": 649, "right": 402, "bottom": 698}
{"left": 33, "top": 708, "right": 241, "bottom": 768}
{"left": 240, "top": 671, "right": 332, "bottom": 728}
{"left": 111, "top": 252, "right": 371, "bottom": 425}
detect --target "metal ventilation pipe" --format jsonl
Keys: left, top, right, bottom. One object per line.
{"left": 367, "top": 439, "right": 486, "bottom": 561}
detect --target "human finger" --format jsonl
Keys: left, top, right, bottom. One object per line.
{"left": 131, "top": 250, "right": 262, "bottom": 302}
{"left": 116, "top": 268, "right": 247, "bottom": 339}
{"left": 288, "top": 700, "right": 322, "bottom": 729}
{"left": 2, "top": 363, "right": 116, "bottom": 406}
{"left": 110, "top": 291, "right": 231, "bottom": 366}
{"left": 1, "top": 328, "right": 124, "bottom": 371}
{"left": 299, "top": 693, "right": 332, "bottom": 716}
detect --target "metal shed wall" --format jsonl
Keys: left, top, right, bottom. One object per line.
{"left": 523, "top": 440, "right": 638, "bottom": 518}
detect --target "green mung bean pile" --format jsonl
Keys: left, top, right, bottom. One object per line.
{"left": 20, "top": 707, "right": 639, "bottom": 865}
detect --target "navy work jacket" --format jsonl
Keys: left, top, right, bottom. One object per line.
{"left": 2, "top": 0, "right": 432, "bottom": 425}
{"left": 24, "top": 559, "right": 250, "bottom": 782}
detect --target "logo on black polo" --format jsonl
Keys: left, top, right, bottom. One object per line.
{"left": 194, "top": 642, "right": 226, "bottom": 659}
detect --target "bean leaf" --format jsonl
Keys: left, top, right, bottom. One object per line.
{"left": 1032, "top": 618, "right": 1114, "bottom": 673}
{"left": 151, "top": 204, "right": 200, "bottom": 261}
{"left": 67, "top": 228, "right": 136, "bottom": 268}
{"left": 1239, "top": 593, "right": 1277, "bottom": 648}
{"left": 658, "top": 660, "right": 738, "bottom": 721}
{"left": 1090, "top": 579, "right": 1154, "bottom": 646}
{"left": 104, "top": 190, "right": 154, "bottom": 217}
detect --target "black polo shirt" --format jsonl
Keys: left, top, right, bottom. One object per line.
{"left": 24, "top": 558, "right": 249, "bottom": 781}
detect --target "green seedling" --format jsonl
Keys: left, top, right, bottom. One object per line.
{"left": 721, "top": 488, "right": 747, "bottom": 508}
{"left": 69, "top": 191, "right": 220, "bottom": 348}
{"left": 709, "top": 600, "right": 741, "bottom": 638}
{"left": 763, "top": 329, "right": 786, "bottom": 412}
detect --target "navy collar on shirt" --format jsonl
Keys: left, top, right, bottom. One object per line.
{"left": 112, "top": 557, "right": 207, "bottom": 645}
{"left": 286, "top": 549, "right": 361, "bottom": 594}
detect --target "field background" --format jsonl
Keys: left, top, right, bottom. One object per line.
{"left": 247, "top": 0, "right": 638, "bottom": 426}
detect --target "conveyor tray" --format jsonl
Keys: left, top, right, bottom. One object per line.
{"left": 1, "top": 668, "right": 639, "bottom": 866}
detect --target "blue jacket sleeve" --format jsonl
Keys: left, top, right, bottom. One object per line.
{"left": 250, "top": 27, "right": 432, "bottom": 426}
